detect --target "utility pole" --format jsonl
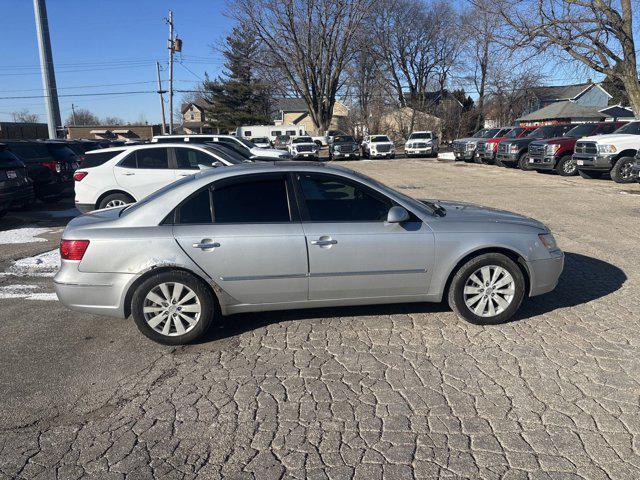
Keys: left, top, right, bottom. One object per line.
{"left": 33, "top": 0, "right": 61, "bottom": 139}
{"left": 156, "top": 62, "right": 167, "bottom": 135}
{"left": 166, "top": 10, "right": 175, "bottom": 134}
{"left": 71, "top": 103, "right": 77, "bottom": 125}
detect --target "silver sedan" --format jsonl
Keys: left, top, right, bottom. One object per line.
{"left": 55, "top": 162, "right": 564, "bottom": 344}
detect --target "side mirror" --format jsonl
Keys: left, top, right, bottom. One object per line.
{"left": 386, "top": 206, "right": 409, "bottom": 224}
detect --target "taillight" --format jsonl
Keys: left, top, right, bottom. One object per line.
{"left": 41, "top": 161, "right": 58, "bottom": 171}
{"left": 60, "top": 239, "right": 90, "bottom": 261}
{"left": 73, "top": 171, "right": 88, "bottom": 182}
{"left": 78, "top": 155, "right": 86, "bottom": 162}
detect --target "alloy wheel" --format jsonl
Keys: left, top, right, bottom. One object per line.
{"left": 463, "top": 266, "right": 515, "bottom": 317}
{"left": 105, "top": 199, "right": 128, "bottom": 208}
{"left": 620, "top": 161, "right": 634, "bottom": 180}
{"left": 563, "top": 158, "right": 577, "bottom": 174}
{"left": 143, "top": 282, "right": 201, "bottom": 336}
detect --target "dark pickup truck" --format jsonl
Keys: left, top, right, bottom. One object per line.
{"left": 0, "top": 145, "right": 34, "bottom": 217}
{"left": 527, "top": 122, "right": 622, "bottom": 176}
{"left": 329, "top": 135, "right": 360, "bottom": 160}
{"left": 496, "top": 124, "right": 576, "bottom": 170}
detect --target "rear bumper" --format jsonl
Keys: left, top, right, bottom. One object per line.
{"left": 527, "top": 251, "right": 564, "bottom": 297}
{"left": 35, "top": 179, "right": 74, "bottom": 197}
{"left": 0, "top": 185, "right": 35, "bottom": 208}
{"left": 54, "top": 262, "right": 135, "bottom": 318}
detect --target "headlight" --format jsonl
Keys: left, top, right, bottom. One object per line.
{"left": 598, "top": 144, "right": 617, "bottom": 154}
{"left": 509, "top": 144, "right": 519, "bottom": 153}
{"left": 538, "top": 233, "right": 557, "bottom": 250}
{"left": 546, "top": 144, "right": 561, "bottom": 155}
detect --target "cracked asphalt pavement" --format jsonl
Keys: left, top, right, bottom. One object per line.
{"left": 1, "top": 159, "right": 639, "bottom": 479}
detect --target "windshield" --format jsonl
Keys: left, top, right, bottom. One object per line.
{"left": 205, "top": 142, "right": 251, "bottom": 161}
{"left": 613, "top": 121, "right": 640, "bottom": 135}
{"left": 564, "top": 123, "right": 597, "bottom": 137}
{"left": 201, "top": 145, "right": 250, "bottom": 164}
{"left": 334, "top": 135, "right": 356, "bottom": 143}
{"left": 292, "top": 137, "right": 313, "bottom": 144}
{"left": 409, "top": 132, "right": 432, "bottom": 140}
{"left": 252, "top": 137, "right": 269, "bottom": 143}
{"left": 526, "top": 126, "right": 563, "bottom": 139}
{"left": 482, "top": 129, "right": 501, "bottom": 138}
{"left": 505, "top": 128, "right": 525, "bottom": 138}
{"left": 371, "top": 136, "right": 390, "bottom": 142}
{"left": 236, "top": 137, "right": 257, "bottom": 149}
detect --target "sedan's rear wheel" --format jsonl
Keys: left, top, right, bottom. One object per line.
{"left": 448, "top": 253, "right": 525, "bottom": 325}
{"left": 131, "top": 271, "right": 215, "bottom": 345}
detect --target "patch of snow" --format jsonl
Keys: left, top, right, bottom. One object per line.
{"left": 0, "top": 284, "right": 58, "bottom": 301}
{"left": 438, "top": 152, "right": 455, "bottom": 160}
{"left": 7, "top": 249, "right": 60, "bottom": 277}
{"left": 0, "top": 227, "right": 51, "bottom": 245}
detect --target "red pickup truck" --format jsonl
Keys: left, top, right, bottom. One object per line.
{"left": 527, "top": 122, "right": 624, "bottom": 176}
{"left": 476, "top": 126, "right": 538, "bottom": 164}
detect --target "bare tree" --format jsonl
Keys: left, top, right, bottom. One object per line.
{"left": 103, "top": 116, "right": 124, "bottom": 125}
{"left": 65, "top": 108, "right": 99, "bottom": 126}
{"left": 11, "top": 109, "right": 40, "bottom": 123}
{"left": 231, "top": 0, "right": 373, "bottom": 133}
{"left": 372, "top": 0, "right": 463, "bottom": 111}
{"left": 485, "top": 0, "right": 640, "bottom": 114}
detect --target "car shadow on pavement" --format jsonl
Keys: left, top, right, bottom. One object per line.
{"left": 514, "top": 251, "right": 626, "bottom": 321}
{"left": 199, "top": 251, "right": 625, "bottom": 343}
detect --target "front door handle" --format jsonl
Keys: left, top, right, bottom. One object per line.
{"left": 310, "top": 237, "right": 337, "bottom": 247}
{"left": 123, "top": 172, "right": 135, "bottom": 176}
{"left": 192, "top": 238, "right": 220, "bottom": 251}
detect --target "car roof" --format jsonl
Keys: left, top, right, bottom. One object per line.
{"left": 88, "top": 142, "right": 216, "bottom": 154}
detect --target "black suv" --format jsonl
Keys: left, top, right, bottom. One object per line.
{"left": 4, "top": 140, "right": 78, "bottom": 200}
{"left": 0, "top": 144, "right": 34, "bottom": 217}
{"left": 328, "top": 135, "right": 360, "bottom": 160}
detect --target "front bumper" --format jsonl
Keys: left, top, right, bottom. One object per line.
{"left": 292, "top": 152, "right": 319, "bottom": 160}
{"left": 54, "top": 261, "right": 135, "bottom": 318}
{"left": 574, "top": 153, "right": 615, "bottom": 171}
{"left": 528, "top": 154, "right": 557, "bottom": 170}
{"left": 453, "top": 150, "right": 475, "bottom": 160}
{"left": 370, "top": 151, "right": 395, "bottom": 158}
{"left": 478, "top": 150, "right": 496, "bottom": 162}
{"left": 332, "top": 151, "right": 360, "bottom": 160}
{"left": 496, "top": 152, "right": 518, "bottom": 164}
{"left": 528, "top": 251, "right": 564, "bottom": 297}
{"left": 405, "top": 146, "right": 434, "bottom": 157}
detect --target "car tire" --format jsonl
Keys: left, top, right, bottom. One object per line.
{"left": 131, "top": 270, "right": 216, "bottom": 345}
{"left": 555, "top": 155, "right": 578, "bottom": 176}
{"left": 518, "top": 154, "right": 531, "bottom": 170}
{"left": 98, "top": 192, "right": 135, "bottom": 210}
{"left": 610, "top": 156, "right": 637, "bottom": 183}
{"left": 578, "top": 170, "right": 603, "bottom": 180}
{"left": 448, "top": 253, "right": 525, "bottom": 325}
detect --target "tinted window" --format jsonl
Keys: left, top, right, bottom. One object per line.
{"left": 565, "top": 124, "right": 597, "bottom": 137}
{"left": 371, "top": 136, "right": 390, "bottom": 142}
{"left": 48, "top": 145, "right": 77, "bottom": 161}
{"left": 245, "top": 131, "right": 252, "bottom": 137}
{"left": 0, "top": 148, "right": 22, "bottom": 168}
{"left": 298, "top": 174, "right": 391, "bottom": 222}
{"left": 212, "top": 177, "right": 290, "bottom": 223}
{"left": 6, "top": 143, "right": 51, "bottom": 162}
{"left": 179, "top": 188, "right": 212, "bottom": 224}
{"left": 613, "top": 122, "right": 640, "bottom": 135}
{"left": 175, "top": 148, "right": 215, "bottom": 169}
{"left": 292, "top": 137, "right": 314, "bottom": 144}
{"left": 286, "top": 130, "right": 296, "bottom": 136}
{"left": 82, "top": 150, "right": 124, "bottom": 168}
{"left": 505, "top": 128, "right": 525, "bottom": 138}
{"left": 120, "top": 153, "right": 137, "bottom": 168}
{"left": 136, "top": 149, "right": 169, "bottom": 169}
{"left": 597, "top": 123, "right": 619, "bottom": 135}
{"left": 409, "top": 132, "right": 432, "bottom": 139}
{"left": 208, "top": 142, "right": 251, "bottom": 160}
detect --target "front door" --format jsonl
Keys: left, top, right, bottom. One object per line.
{"left": 294, "top": 172, "right": 434, "bottom": 301}
{"left": 172, "top": 173, "right": 308, "bottom": 305}
{"left": 115, "top": 147, "right": 175, "bottom": 200}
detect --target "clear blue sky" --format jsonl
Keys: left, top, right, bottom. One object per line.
{"left": 0, "top": 0, "right": 232, "bottom": 124}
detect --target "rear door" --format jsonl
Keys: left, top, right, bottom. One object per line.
{"left": 114, "top": 148, "right": 175, "bottom": 199}
{"left": 172, "top": 173, "right": 308, "bottom": 305}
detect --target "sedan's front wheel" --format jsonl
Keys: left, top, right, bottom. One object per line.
{"left": 448, "top": 253, "right": 525, "bottom": 325}
{"left": 131, "top": 271, "right": 215, "bottom": 345}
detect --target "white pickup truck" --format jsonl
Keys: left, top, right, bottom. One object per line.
{"left": 573, "top": 121, "right": 640, "bottom": 183}
{"left": 361, "top": 135, "right": 396, "bottom": 159}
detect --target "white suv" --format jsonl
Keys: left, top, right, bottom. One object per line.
{"left": 361, "top": 135, "right": 395, "bottom": 159}
{"left": 287, "top": 136, "right": 319, "bottom": 160}
{"left": 73, "top": 143, "right": 246, "bottom": 212}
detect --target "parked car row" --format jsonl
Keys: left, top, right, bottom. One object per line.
{"left": 454, "top": 121, "right": 640, "bottom": 183}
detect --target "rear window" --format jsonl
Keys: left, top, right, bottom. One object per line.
{"left": 82, "top": 150, "right": 124, "bottom": 168}
{"left": 6, "top": 143, "right": 51, "bottom": 161}
{"left": 47, "top": 144, "right": 78, "bottom": 161}
{"left": 0, "top": 149, "right": 23, "bottom": 168}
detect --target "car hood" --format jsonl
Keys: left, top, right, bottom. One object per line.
{"left": 504, "top": 137, "right": 536, "bottom": 146}
{"left": 578, "top": 133, "right": 639, "bottom": 143}
{"left": 420, "top": 199, "right": 547, "bottom": 230}
{"left": 455, "top": 137, "right": 483, "bottom": 143}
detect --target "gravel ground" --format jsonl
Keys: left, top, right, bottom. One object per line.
{"left": 1, "top": 158, "right": 639, "bottom": 479}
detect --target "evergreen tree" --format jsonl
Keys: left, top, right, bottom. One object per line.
{"left": 203, "top": 26, "right": 272, "bottom": 132}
